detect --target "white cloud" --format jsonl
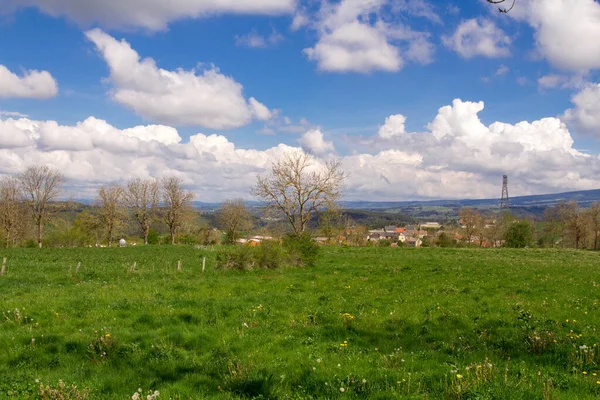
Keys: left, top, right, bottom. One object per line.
{"left": 8, "top": 0, "right": 295, "bottom": 30}
{"left": 537, "top": 74, "right": 585, "bottom": 89}
{"left": 495, "top": 65, "right": 509, "bottom": 76}
{"left": 378, "top": 114, "right": 406, "bottom": 139}
{"left": 563, "top": 83, "right": 600, "bottom": 136}
{"left": 2, "top": 99, "right": 599, "bottom": 201}
{"left": 516, "top": 0, "right": 600, "bottom": 72}
{"left": 442, "top": 18, "right": 510, "bottom": 59}
{"left": 235, "top": 29, "right": 284, "bottom": 48}
{"left": 303, "top": 0, "right": 434, "bottom": 73}
{"left": 0, "top": 64, "right": 58, "bottom": 99}
{"left": 85, "top": 29, "right": 272, "bottom": 129}
{"left": 0, "top": 110, "right": 28, "bottom": 118}
{"left": 298, "top": 129, "right": 335, "bottom": 155}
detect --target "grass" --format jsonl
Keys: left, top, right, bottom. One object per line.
{"left": 1, "top": 246, "right": 600, "bottom": 399}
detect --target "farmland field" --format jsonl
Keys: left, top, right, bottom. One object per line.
{"left": 1, "top": 246, "right": 600, "bottom": 399}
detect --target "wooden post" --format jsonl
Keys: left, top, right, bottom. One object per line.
{"left": 177, "top": 260, "right": 181, "bottom": 272}
{"left": 1, "top": 257, "right": 6, "bottom": 276}
{"left": 75, "top": 262, "right": 81, "bottom": 273}
{"left": 202, "top": 257, "right": 206, "bottom": 273}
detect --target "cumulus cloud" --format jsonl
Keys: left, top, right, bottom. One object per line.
{"left": 298, "top": 129, "right": 335, "bottom": 155}
{"left": 1, "top": 99, "right": 599, "bottom": 201}
{"left": 6, "top": 0, "right": 295, "bottom": 30}
{"left": 85, "top": 29, "right": 272, "bottom": 129}
{"left": 514, "top": 0, "right": 600, "bottom": 72}
{"left": 443, "top": 18, "right": 510, "bottom": 59}
{"left": 378, "top": 114, "right": 406, "bottom": 139}
{"left": 0, "top": 64, "right": 58, "bottom": 99}
{"left": 303, "top": 0, "right": 435, "bottom": 73}
{"left": 563, "top": 83, "right": 600, "bottom": 136}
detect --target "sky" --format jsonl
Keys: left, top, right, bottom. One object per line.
{"left": 1, "top": 0, "right": 600, "bottom": 202}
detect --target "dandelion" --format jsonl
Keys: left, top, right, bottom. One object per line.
{"left": 594, "top": 373, "right": 598, "bottom": 376}
{"left": 597, "top": 380, "right": 600, "bottom": 385}
{"left": 583, "top": 371, "right": 588, "bottom": 375}
{"left": 339, "top": 387, "right": 345, "bottom": 393}
{"left": 456, "top": 374, "right": 463, "bottom": 379}
{"left": 362, "top": 379, "right": 367, "bottom": 383}
{"left": 317, "top": 358, "right": 322, "bottom": 363}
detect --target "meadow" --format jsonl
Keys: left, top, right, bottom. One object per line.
{"left": 1, "top": 246, "right": 600, "bottom": 399}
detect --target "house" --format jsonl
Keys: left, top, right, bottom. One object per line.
{"left": 236, "top": 236, "right": 275, "bottom": 246}
{"left": 384, "top": 225, "right": 397, "bottom": 232}
{"left": 421, "top": 222, "right": 441, "bottom": 230}
{"left": 404, "top": 237, "right": 422, "bottom": 248}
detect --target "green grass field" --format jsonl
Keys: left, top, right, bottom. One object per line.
{"left": 1, "top": 246, "right": 600, "bottom": 399}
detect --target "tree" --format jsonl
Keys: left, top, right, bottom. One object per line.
{"left": 505, "top": 221, "right": 533, "bottom": 248}
{"left": 19, "top": 165, "right": 64, "bottom": 248}
{"left": 459, "top": 207, "right": 481, "bottom": 245}
{"left": 587, "top": 202, "right": 600, "bottom": 250}
{"left": 0, "top": 177, "right": 23, "bottom": 248}
{"left": 161, "top": 177, "right": 194, "bottom": 245}
{"left": 123, "top": 178, "right": 159, "bottom": 244}
{"left": 218, "top": 199, "right": 252, "bottom": 244}
{"left": 318, "top": 209, "right": 344, "bottom": 244}
{"left": 252, "top": 150, "right": 346, "bottom": 235}
{"left": 96, "top": 184, "right": 126, "bottom": 247}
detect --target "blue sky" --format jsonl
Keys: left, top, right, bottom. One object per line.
{"left": 1, "top": 0, "right": 600, "bottom": 201}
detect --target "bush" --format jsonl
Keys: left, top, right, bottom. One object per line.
{"left": 505, "top": 221, "right": 533, "bottom": 248}
{"left": 147, "top": 229, "right": 159, "bottom": 245}
{"left": 282, "top": 233, "right": 320, "bottom": 267}
{"left": 377, "top": 239, "right": 392, "bottom": 247}
{"left": 216, "top": 246, "right": 255, "bottom": 270}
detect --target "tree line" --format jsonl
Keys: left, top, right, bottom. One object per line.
{"left": 0, "top": 151, "right": 347, "bottom": 248}
{"left": 458, "top": 201, "right": 600, "bottom": 249}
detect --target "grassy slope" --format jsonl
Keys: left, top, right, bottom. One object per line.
{"left": 1, "top": 247, "right": 600, "bottom": 399}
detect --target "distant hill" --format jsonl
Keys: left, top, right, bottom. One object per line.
{"left": 339, "top": 188, "right": 600, "bottom": 210}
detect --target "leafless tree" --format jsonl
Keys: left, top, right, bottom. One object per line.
{"left": 123, "top": 178, "right": 159, "bottom": 244}
{"left": 252, "top": 150, "right": 346, "bottom": 235}
{"left": 459, "top": 207, "right": 482, "bottom": 245}
{"left": 587, "top": 202, "right": 600, "bottom": 250}
{"left": 161, "top": 177, "right": 195, "bottom": 245}
{"left": 218, "top": 199, "right": 253, "bottom": 244}
{"left": 19, "top": 165, "right": 64, "bottom": 248}
{"left": 96, "top": 184, "right": 126, "bottom": 247}
{"left": 0, "top": 177, "right": 23, "bottom": 248}
{"left": 488, "top": 0, "right": 516, "bottom": 13}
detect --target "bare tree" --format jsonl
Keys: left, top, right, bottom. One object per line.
{"left": 252, "top": 150, "right": 346, "bottom": 235}
{"left": 161, "top": 177, "right": 195, "bottom": 245}
{"left": 123, "top": 178, "right": 159, "bottom": 244}
{"left": 218, "top": 199, "right": 253, "bottom": 244}
{"left": 587, "top": 202, "right": 600, "bottom": 250}
{"left": 0, "top": 177, "right": 23, "bottom": 248}
{"left": 19, "top": 165, "right": 64, "bottom": 248}
{"left": 96, "top": 184, "right": 126, "bottom": 247}
{"left": 459, "top": 207, "right": 481, "bottom": 246}
{"left": 488, "top": 0, "right": 516, "bottom": 13}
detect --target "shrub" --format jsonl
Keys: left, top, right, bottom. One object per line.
{"left": 378, "top": 239, "right": 392, "bottom": 247}
{"left": 282, "top": 233, "right": 320, "bottom": 267}
{"left": 147, "top": 229, "right": 159, "bottom": 245}
{"left": 254, "top": 240, "right": 284, "bottom": 269}
{"left": 215, "top": 246, "right": 255, "bottom": 270}
{"left": 505, "top": 221, "right": 533, "bottom": 248}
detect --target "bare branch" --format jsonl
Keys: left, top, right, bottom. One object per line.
{"left": 19, "top": 165, "right": 64, "bottom": 248}
{"left": 487, "top": 0, "right": 516, "bottom": 13}
{"left": 161, "top": 177, "right": 195, "bottom": 245}
{"left": 252, "top": 150, "right": 347, "bottom": 234}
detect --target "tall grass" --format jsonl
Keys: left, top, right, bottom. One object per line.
{"left": 0, "top": 246, "right": 599, "bottom": 398}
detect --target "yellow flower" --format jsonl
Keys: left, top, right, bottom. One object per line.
{"left": 593, "top": 373, "right": 598, "bottom": 377}
{"left": 583, "top": 371, "right": 588, "bottom": 375}
{"left": 456, "top": 374, "right": 463, "bottom": 379}
{"left": 597, "top": 380, "right": 600, "bottom": 385}
{"left": 105, "top": 333, "right": 111, "bottom": 338}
